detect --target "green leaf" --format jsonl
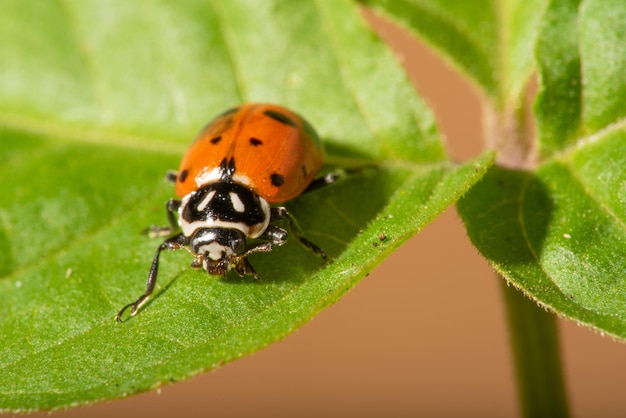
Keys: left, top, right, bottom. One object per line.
{"left": 0, "top": 0, "right": 490, "bottom": 411}
{"left": 579, "top": 0, "right": 626, "bottom": 130}
{"left": 360, "top": 0, "right": 548, "bottom": 107}
{"left": 459, "top": 131, "right": 626, "bottom": 337}
{"left": 534, "top": 0, "right": 582, "bottom": 156}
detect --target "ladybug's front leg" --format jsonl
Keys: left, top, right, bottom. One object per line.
{"left": 270, "top": 207, "right": 327, "bottom": 260}
{"left": 230, "top": 226, "right": 288, "bottom": 278}
{"left": 116, "top": 232, "right": 187, "bottom": 321}
{"left": 302, "top": 172, "right": 340, "bottom": 195}
{"left": 144, "top": 198, "right": 181, "bottom": 238}
{"left": 303, "top": 166, "right": 376, "bottom": 195}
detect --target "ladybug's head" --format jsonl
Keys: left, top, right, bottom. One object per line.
{"left": 190, "top": 228, "right": 246, "bottom": 275}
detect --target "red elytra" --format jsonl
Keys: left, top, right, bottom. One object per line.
{"left": 175, "top": 103, "right": 324, "bottom": 203}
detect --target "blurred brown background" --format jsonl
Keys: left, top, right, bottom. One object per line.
{"left": 24, "top": 10, "right": 626, "bottom": 418}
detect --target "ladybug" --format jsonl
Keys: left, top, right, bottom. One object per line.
{"left": 116, "top": 103, "right": 337, "bottom": 321}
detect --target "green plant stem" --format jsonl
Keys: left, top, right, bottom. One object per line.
{"left": 500, "top": 278, "right": 570, "bottom": 418}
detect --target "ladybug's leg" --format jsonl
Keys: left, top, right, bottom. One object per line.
{"left": 166, "top": 170, "right": 178, "bottom": 183}
{"left": 270, "top": 207, "right": 327, "bottom": 260}
{"left": 231, "top": 227, "right": 290, "bottom": 278}
{"left": 231, "top": 238, "right": 277, "bottom": 278}
{"left": 302, "top": 172, "right": 340, "bottom": 195}
{"left": 144, "top": 198, "right": 181, "bottom": 238}
{"left": 304, "top": 166, "right": 377, "bottom": 195}
{"left": 115, "top": 232, "right": 187, "bottom": 321}
{"left": 165, "top": 199, "right": 181, "bottom": 230}
{"left": 233, "top": 256, "right": 260, "bottom": 279}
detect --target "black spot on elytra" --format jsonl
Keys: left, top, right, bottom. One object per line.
{"left": 263, "top": 110, "right": 297, "bottom": 127}
{"left": 210, "top": 136, "right": 222, "bottom": 144}
{"left": 178, "top": 169, "right": 189, "bottom": 183}
{"left": 249, "top": 137, "right": 263, "bottom": 146}
{"left": 301, "top": 165, "right": 308, "bottom": 178}
{"left": 270, "top": 173, "right": 285, "bottom": 187}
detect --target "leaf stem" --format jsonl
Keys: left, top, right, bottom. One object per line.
{"left": 500, "top": 278, "right": 570, "bottom": 418}
{"left": 483, "top": 79, "right": 537, "bottom": 170}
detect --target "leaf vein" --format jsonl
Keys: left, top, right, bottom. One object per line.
{"left": 561, "top": 117, "right": 626, "bottom": 158}
{"left": 518, "top": 174, "right": 552, "bottom": 282}
{"left": 562, "top": 162, "right": 626, "bottom": 232}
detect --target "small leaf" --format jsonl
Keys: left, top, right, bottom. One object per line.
{"left": 534, "top": 0, "right": 582, "bottom": 156}
{"left": 361, "top": 0, "right": 548, "bottom": 107}
{"left": 0, "top": 0, "right": 490, "bottom": 411}
{"left": 578, "top": 0, "right": 626, "bottom": 130}
{"left": 459, "top": 131, "right": 626, "bottom": 337}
